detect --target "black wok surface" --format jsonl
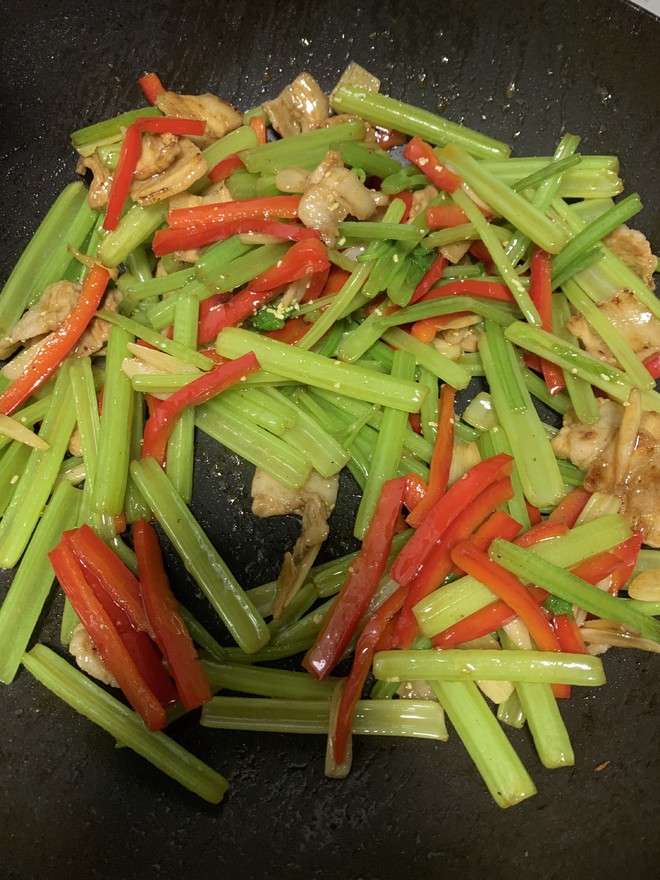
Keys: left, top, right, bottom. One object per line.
{"left": 1, "top": 1, "right": 659, "bottom": 878}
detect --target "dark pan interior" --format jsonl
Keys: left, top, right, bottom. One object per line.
{"left": 1, "top": 1, "right": 659, "bottom": 878}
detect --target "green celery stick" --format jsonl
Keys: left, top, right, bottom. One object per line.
{"left": 97, "top": 202, "right": 167, "bottom": 268}
{"left": 240, "top": 119, "right": 366, "bottom": 173}
{"left": 165, "top": 295, "right": 199, "bottom": 503}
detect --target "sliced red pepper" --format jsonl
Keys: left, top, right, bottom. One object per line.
{"left": 547, "top": 487, "right": 591, "bottom": 527}
{"left": 408, "top": 411, "right": 422, "bottom": 434}
{"left": 525, "top": 500, "right": 543, "bottom": 526}
{"left": 409, "top": 311, "right": 473, "bottom": 343}
{"left": 152, "top": 219, "right": 319, "bottom": 257}
{"left": 264, "top": 317, "right": 311, "bottom": 344}
{"left": 138, "top": 72, "right": 166, "bottom": 104}
{"left": 248, "top": 115, "right": 267, "bottom": 144}
{"left": 395, "top": 190, "right": 414, "bottom": 223}
{"left": 374, "top": 127, "right": 407, "bottom": 150}
{"left": 167, "top": 195, "right": 302, "bottom": 228}
{"left": 406, "top": 384, "right": 456, "bottom": 528}
{"left": 410, "top": 253, "right": 447, "bottom": 303}
{"left": 303, "top": 477, "right": 405, "bottom": 680}
{"left": 608, "top": 531, "right": 643, "bottom": 595}
{"left": 198, "top": 285, "right": 285, "bottom": 345}
{"left": 554, "top": 613, "right": 587, "bottom": 654}
{"left": 523, "top": 351, "right": 544, "bottom": 374}
{"left": 49, "top": 541, "right": 167, "bottom": 731}
{"left": 249, "top": 238, "right": 329, "bottom": 292}
{"left": 402, "top": 136, "right": 462, "bottom": 193}
{"left": 333, "top": 585, "right": 408, "bottom": 764}
{"left": 433, "top": 585, "right": 549, "bottom": 649}
{"left": 300, "top": 265, "right": 330, "bottom": 304}
{"left": 425, "top": 204, "right": 470, "bottom": 229}
{"left": 530, "top": 247, "right": 566, "bottom": 394}
{"left": 142, "top": 351, "right": 260, "bottom": 465}
{"left": 134, "top": 520, "right": 212, "bottom": 711}
{"left": 450, "top": 540, "right": 562, "bottom": 654}
{"left": 514, "top": 519, "right": 569, "bottom": 548}
{"left": 393, "top": 475, "right": 514, "bottom": 648}
{"left": 103, "top": 123, "right": 142, "bottom": 231}
{"left": 0, "top": 264, "right": 110, "bottom": 415}
{"left": 417, "top": 278, "right": 516, "bottom": 304}
{"left": 469, "top": 509, "right": 522, "bottom": 551}
{"left": 322, "top": 265, "right": 352, "bottom": 296}
{"left": 67, "top": 524, "right": 153, "bottom": 636}
{"left": 208, "top": 154, "right": 245, "bottom": 183}
{"left": 391, "top": 452, "right": 513, "bottom": 586}
{"left": 403, "top": 472, "right": 428, "bottom": 513}
{"left": 135, "top": 116, "right": 206, "bottom": 137}
{"left": 643, "top": 351, "right": 660, "bottom": 380}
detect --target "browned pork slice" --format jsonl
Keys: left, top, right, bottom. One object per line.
{"left": 552, "top": 396, "right": 660, "bottom": 546}
{"left": 566, "top": 288, "right": 660, "bottom": 367}
{"left": 155, "top": 89, "right": 242, "bottom": 143}
{"left": 76, "top": 152, "right": 113, "bottom": 209}
{"left": 604, "top": 224, "right": 658, "bottom": 290}
{"left": 263, "top": 72, "right": 329, "bottom": 138}
{"left": 251, "top": 469, "right": 339, "bottom": 617}
{"left": 134, "top": 132, "right": 181, "bottom": 179}
{"left": 298, "top": 150, "right": 378, "bottom": 246}
{"left": 130, "top": 137, "right": 207, "bottom": 206}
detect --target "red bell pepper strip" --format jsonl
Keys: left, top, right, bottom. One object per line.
{"left": 408, "top": 412, "right": 422, "bottom": 434}
{"left": 392, "top": 452, "right": 513, "bottom": 586}
{"left": 514, "top": 519, "right": 569, "bottom": 548}
{"left": 134, "top": 520, "right": 212, "bottom": 711}
{"left": 152, "top": 219, "right": 319, "bottom": 257}
{"left": 402, "top": 136, "right": 462, "bottom": 193}
{"left": 570, "top": 550, "right": 623, "bottom": 585}
{"left": 530, "top": 247, "right": 566, "bottom": 394}
{"left": 393, "top": 475, "right": 514, "bottom": 648}
{"left": 469, "top": 240, "right": 494, "bottom": 267}
{"left": 554, "top": 613, "right": 587, "bottom": 654}
{"left": 374, "top": 127, "right": 407, "bottom": 150}
{"left": 0, "top": 264, "right": 110, "bottom": 415}
{"left": 525, "top": 500, "right": 543, "bottom": 526}
{"left": 264, "top": 317, "right": 311, "bottom": 344}
{"left": 103, "top": 123, "right": 142, "bottom": 231}
{"left": 249, "top": 239, "right": 329, "bottom": 292}
{"left": 433, "top": 585, "right": 549, "bottom": 649}
{"left": 49, "top": 541, "right": 167, "bottom": 731}
{"left": 67, "top": 524, "right": 154, "bottom": 636}
{"left": 167, "top": 195, "right": 302, "bottom": 228}
{"left": 410, "top": 253, "right": 447, "bottom": 303}
{"left": 135, "top": 116, "right": 207, "bottom": 137}
{"left": 303, "top": 477, "right": 405, "bottom": 680}
{"left": 332, "top": 585, "right": 408, "bottom": 764}
{"left": 406, "top": 384, "right": 456, "bottom": 528}
{"left": 450, "top": 540, "right": 562, "bottom": 654}
{"left": 322, "top": 265, "right": 351, "bottom": 296}
{"left": 300, "top": 265, "right": 330, "bottom": 304}
{"left": 469, "top": 509, "right": 522, "bottom": 551}
{"left": 248, "top": 115, "right": 267, "bottom": 144}
{"left": 547, "top": 487, "right": 592, "bottom": 527}
{"left": 138, "top": 72, "right": 166, "bottom": 104}
{"left": 395, "top": 190, "right": 414, "bottom": 223}
{"left": 643, "top": 351, "right": 660, "bottom": 379}
{"left": 403, "top": 472, "right": 428, "bottom": 513}
{"left": 208, "top": 154, "right": 245, "bottom": 183}
{"left": 608, "top": 531, "right": 643, "bottom": 595}
{"left": 410, "top": 311, "right": 473, "bottom": 343}
{"left": 142, "top": 351, "right": 260, "bottom": 465}
{"left": 417, "top": 278, "right": 516, "bottom": 304}
{"left": 523, "top": 351, "right": 544, "bottom": 374}
{"left": 198, "top": 285, "right": 285, "bottom": 345}
{"left": 425, "top": 204, "right": 470, "bottom": 229}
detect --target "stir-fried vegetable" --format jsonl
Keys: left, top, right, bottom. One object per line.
{"left": 0, "top": 65, "right": 658, "bottom": 810}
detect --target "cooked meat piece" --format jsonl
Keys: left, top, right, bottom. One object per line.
{"left": 432, "top": 318, "right": 481, "bottom": 360}
{"left": 3, "top": 281, "right": 80, "bottom": 351}
{"left": 134, "top": 132, "right": 181, "bottom": 180}
{"left": 130, "top": 137, "right": 208, "bottom": 206}
{"left": 330, "top": 61, "right": 381, "bottom": 103}
{"left": 314, "top": 113, "right": 377, "bottom": 142}
{"left": 68, "top": 424, "right": 83, "bottom": 457}
{"left": 69, "top": 623, "right": 118, "bottom": 686}
{"left": 168, "top": 183, "right": 234, "bottom": 262}
{"left": 440, "top": 240, "right": 472, "bottom": 264}
{"left": 76, "top": 152, "right": 113, "bottom": 209}
{"left": 408, "top": 185, "right": 438, "bottom": 222}
{"left": 298, "top": 150, "right": 378, "bottom": 246}
{"left": 74, "top": 288, "right": 122, "bottom": 356}
{"left": 155, "top": 90, "right": 242, "bottom": 144}
{"left": 552, "top": 397, "right": 660, "bottom": 546}
{"left": 263, "top": 72, "right": 329, "bottom": 138}
{"left": 567, "top": 288, "right": 660, "bottom": 366}
{"left": 604, "top": 224, "right": 658, "bottom": 289}
{"left": 251, "top": 468, "right": 339, "bottom": 617}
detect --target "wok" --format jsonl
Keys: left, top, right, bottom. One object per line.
{"left": 1, "top": 1, "right": 659, "bottom": 877}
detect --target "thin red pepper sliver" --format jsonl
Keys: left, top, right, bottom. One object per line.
{"left": 395, "top": 190, "right": 414, "bottom": 223}
{"left": 417, "top": 278, "right": 516, "bottom": 304}
{"left": 469, "top": 509, "right": 522, "bottom": 552}
{"left": 547, "top": 487, "right": 592, "bottom": 527}
{"left": 406, "top": 384, "right": 456, "bottom": 528}
{"left": 525, "top": 500, "right": 543, "bottom": 526}
{"left": 402, "top": 136, "right": 462, "bottom": 192}
{"left": 167, "top": 195, "right": 302, "bottom": 228}
{"left": 303, "top": 477, "right": 406, "bottom": 680}
{"left": 142, "top": 351, "right": 260, "bottom": 465}
{"left": 138, "top": 72, "right": 166, "bottom": 104}
{"left": 514, "top": 519, "right": 569, "bottom": 548}
{"left": 554, "top": 613, "right": 588, "bottom": 654}
{"left": 391, "top": 452, "right": 514, "bottom": 586}
{"left": 300, "top": 265, "right": 330, "bottom": 304}
{"left": 249, "top": 115, "right": 267, "bottom": 144}
{"left": 530, "top": 247, "right": 566, "bottom": 393}
{"left": 134, "top": 116, "right": 206, "bottom": 137}
{"left": 433, "top": 585, "right": 549, "bottom": 649}
{"left": 450, "top": 540, "right": 562, "bottom": 654}
{"left": 410, "top": 253, "right": 447, "bottom": 303}
{"left": 410, "top": 311, "right": 473, "bottom": 343}
{"left": 208, "top": 154, "right": 245, "bottom": 183}
{"left": 249, "top": 238, "right": 329, "bottom": 292}
{"left": 0, "top": 264, "right": 110, "bottom": 415}
{"left": 643, "top": 351, "right": 660, "bottom": 379}
{"left": 264, "top": 316, "right": 311, "bottom": 344}
{"left": 103, "top": 124, "right": 142, "bottom": 231}
{"left": 322, "top": 265, "right": 352, "bottom": 296}
{"left": 425, "top": 204, "right": 470, "bottom": 229}
{"left": 332, "top": 585, "right": 409, "bottom": 764}
{"left": 134, "top": 520, "right": 212, "bottom": 711}
{"left": 403, "top": 472, "right": 428, "bottom": 513}
{"left": 49, "top": 541, "right": 167, "bottom": 731}
{"left": 393, "top": 475, "right": 514, "bottom": 648}
{"left": 198, "top": 285, "right": 285, "bottom": 345}
{"left": 152, "top": 219, "right": 319, "bottom": 257}
{"left": 67, "top": 524, "right": 154, "bottom": 636}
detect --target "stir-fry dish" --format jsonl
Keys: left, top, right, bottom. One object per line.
{"left": 1, "top": 64, "right": 660, "bottom": 809}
